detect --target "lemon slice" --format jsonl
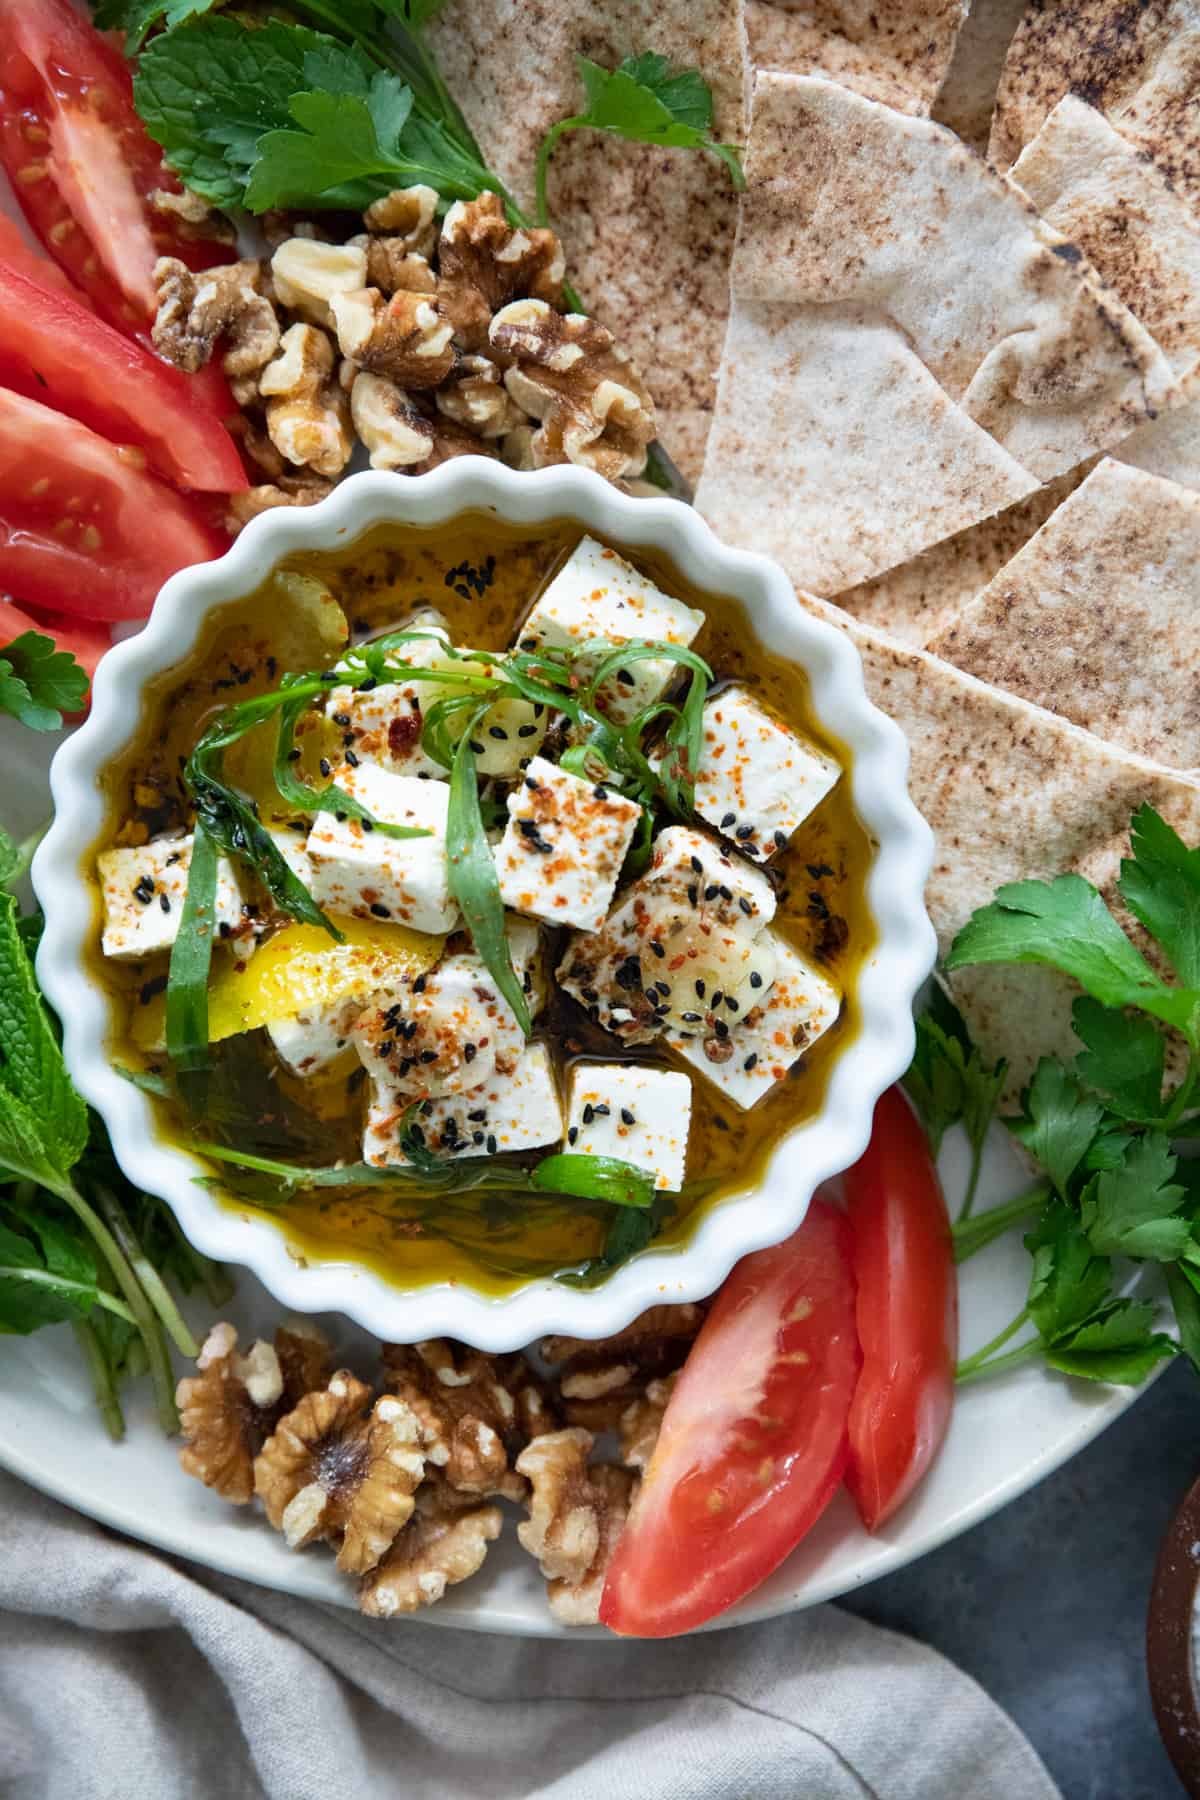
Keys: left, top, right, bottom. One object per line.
{"left": 131, "top": 915, "right": 443, "bottom": 1051}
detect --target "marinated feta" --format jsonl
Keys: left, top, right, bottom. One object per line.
{"left": 565, "top": 1063, "right": 691, "bottom": 1191}
{"left": 666, "top": 934, "right": 841, "bottom": 1108}
{"left": 328, "top": 612, "right": 548, "bottom": 780}
{"left": 352, "top": 950, "right": 524, "bottom": 1097}
{"left": 98, "top": 837, "right": 246, "bottom": 961}
{"left": 516, "top": 536, "right": 705, "bottom": 722}
{"left": 307, "top": 763, "right": 458, "bottom": 935}
{"left": 692, "top": 685, "right": 840, "bottom": 859}
{"left": 267, "top": 1000, "right": 359, "bottom": 1077}
{"left": 364, "top": 1043, "right": 562, "bottom": 1166}
{"left": 495, "top": 756, "right": 641, "bottom": 932}
{"left": 556, "top": 825, "right": 777, "bottom": 1041}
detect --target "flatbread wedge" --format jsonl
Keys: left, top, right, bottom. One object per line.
{"left": 426, "top": 0, "right": 748, "bottom": 484}
{"left": 926, "top": 458, "right": 1200, "bottom": 768}
{"left": 745, "top": 0, "right": 967, "bottom": 116}
{"left": 795, "top": 589, "right": 1200, "bottom": 1098}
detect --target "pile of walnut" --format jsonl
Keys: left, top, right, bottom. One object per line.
{"left": 177, "top": 1302, "right": 703, "bottom": 1624}
{"left": 151, "top": 189, "right": 657, "bottom": 534}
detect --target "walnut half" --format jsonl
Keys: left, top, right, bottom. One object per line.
{"left": 515, "top": 1428, "right": 634, "bottom": 1626}
{"left": 437, "top": 193, "right": 564, "bottom": 349}
{"left": 382, "top": 1339, "right": 554, "bottom": 1499}
{"left": 489, "top": 299, "right": 655, "bottom": 482}
{"left": 358, "top": 1478, "right": 503, "bottom": 1617}
{"left": 177, "top": 1320, "right": 332, "bottom": 1503}
{"left": 541, "top": 1303, "right": 704, "bottom": 1432}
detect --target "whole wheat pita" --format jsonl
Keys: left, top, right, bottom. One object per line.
{"left": 426, "top": 0, "right": 747, "bottom": 485}
{"left": 795, "top": 588, "right": 1200, "bottom": 1096}
{"left": 926, "top": 458, "right": 1200, "bottom": 767}
{"left": 746, "top": 0, "right": 967, "bottom": 115}
{"left": 831, "top": 465, "right": 1091, "bottom": 644}
{"left": 990, "top": 0, "right": 1200, "bottom": 210}
{"left": 1114, "top": 384, "right": 1200, "bottom": 490}
{"left": 1011, "top": 94, "right": 1200, "bottom": 385}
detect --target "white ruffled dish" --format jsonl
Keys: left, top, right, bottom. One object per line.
{"left": 33, "top": 461, "right": 935, "bottom": 1350}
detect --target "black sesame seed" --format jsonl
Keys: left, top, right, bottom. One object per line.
{"left": 615, "top": 956, "right": 642, "bottom": 992}
{"left": 582, "top": 1103, "right": 595, "bottom": 1125}
{"left": 360, "top": 677, "right": 378, "bottom": 693}
{"left": 720, "top": 812, "right": 736, "bottom": 828}
{"left": 711, "top": 991, "right": 724, "bottom": 1008}
{"left": 649, "top": 939, "right": 665, "bottom": 959}
{"left": 486, "top": 1134, "right": 497, "bottom": 1154}
{"left": 287, "top": 747, "right": 302, "bottom": 762}
{"left": 690, "top": 855, "right": 703, "bottom": 874}
{"left": 473, "top": 1131, "right": 485, "bottom": 1145}
{"left": 139, "top": 974, "right": 167, "bottom": 1006}
{"left": 686, "top": 883, "right": 699, "bottom": 906}
{"left": 581, "top": 987, "right": 599, "bottom": 1004}
{"left": 736, "top": 824, "right": 754, "bottom": 841}
{"left": 133, "top": 875, "right": 155, "bottom": 905}
{"left": 726, "top": 996, "right": 740, "bottom": 1012}
{"left": 681, "top": 1010, "right": 702, "bottom": 1023}
{"left": 739, "top": 897, "right": 754, "bottom": 917}
{"left": 378, "top": 1040, "right": 394, "bottom": 1058}
{"left": 713, "top": 1019, "right": 729, "bottom": 1039}
{"left": 420, "top": 1049, "right": 438, "bottom": 1064}
{"left": 463, "top": 1042, "right": 477, "bottom": 1063}
{"left": 165, "top": 852, "right": 181, "bottom": 866}
{"left": 750, "top": 971, "right": 764, "bottom": 988}
{"left": 159, "top": 893, "right": 171, "bottom": 914}
{"left": 743, "top": 1052, "right": 758, "bottom": 1070}
{"left": 593, "top": 1103, "right": 610, "bottom": 1117}
{"left": 525, "top": 775, "right": 540, "bottom": 791}
{"left": 518, "top": 757, "right": 532, "bottom": 769}
{"left": 774, "top": 830, "right": 788, "bottom": 848}
{"left": 468, "top": 739, "right": 484, "bottom": 755}
{"left": 467, "top": 1109, "right": 487, "bottom": 1123}
{"left": 620, "top": 1107, "right": 636, "bottom": 1126}
{"left": 655, "top": 980, "right": 670, "bottom": 998}
{"left": 567, "top": 1125, "right": 578, "bottom": 1146}
{"left": 332, "top": 711, "right": 351, "bottom": 727}
{"left": 517, "top": 723, "right": 538, "bottom": 737}
{"left": 520, "top": 636, "right": 538, "bottom": 651}
{"left": 719, "top": 885, "right": 733, "bottom": 902}
{"left": 413, "top": 975, "right": 427, "bottom": 993}
{"left": 695, "top": 979, "right": 706, "bottom": 998}
{"left": 335, "top": 812, "right": 347, "bottom": 823}
{"left": 362, "top": 818, "right": 374, "bottom": 833}
{"left": 370, "top": 902, "right": 391, "bottom": 918}
{"left": 488, "top": 725, "right": 508, "bottom": 741}
{"left": 345, "top": 749, "right": 360, "bottom": 768}
{"left": 704, "top": 884, "right": 719, "bottom": 901}
{"left": 408, "top": 1122, "right": 426, "bottom": 1146}
{"left": 593, "top": 784, "right": 608, "bottom": 801}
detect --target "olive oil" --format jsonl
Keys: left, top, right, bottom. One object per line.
{"left": 88, "top": 513, "right": 877, "bottom": 1295}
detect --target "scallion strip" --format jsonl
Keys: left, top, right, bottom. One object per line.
{"left": 165, "top": 822, "right": 219, "bottom": 1074}
{"left": 445, "top": 703, "right": 531, "bottom": 1036}
{"left": 531, "top": 1153, "right": 657, "bottom": 1209}
{"left": 273, "top": 688, "right": 433, "bottom": 841}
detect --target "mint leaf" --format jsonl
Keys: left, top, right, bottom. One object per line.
{"left": 0, "top": 1216, "right": 99, "bottom": 1334}
{"left": 93, "top": 0, "right": 219, "bottom": 54}
{"left": 946, "top": 872, "right": 1200, "bottom": 1039}
{"left": 1080, "top": 1133, "right": 1190, "bottom": 1262}
{"left": 1025, "top": 1201, "right": 1112, "bottom": 1342}
{"left": 1072, "top": 994, "right": 1166, "bottom": 1119}
{"left": 0, "top": 892, "right": 87, "bottom": 1174}
{"left": 1118, "top": 803, "right": 1200, "bottom": 990}
{"left": 1045, "top": 1300, "right": 1176, "bottom": 1384}
{"left": 0, "top": 631, "right": 88, "bottom": 733}
{"left": 0, "top": 1086, "right": 68, "bottom": 1193}
{"left": 0, "top": 826, "right": 20, "bottom": 889}
{"left": 1010, "top": 1059, "right": 1104, "bottom": 1200}
{"left": 135, "top": 19, "right": 324, "bottom": 208}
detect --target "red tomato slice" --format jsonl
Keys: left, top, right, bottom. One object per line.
{"left": 0, "top": 386, "right": 226, "bottom": 621}
{"left": 0, "top": 261, "right": 246, "bottom": 493}
{"left": 0, "top": 0, "right": 231, "bottom": 334}
{"left": 0, "top": 212, "right": 86, "bottom": 299}
{"left": 844, "top": 1086, "right": 957, "bottom": 1532}
{"left": 600, "top": 1199, "right": 860, "bottom": 1638}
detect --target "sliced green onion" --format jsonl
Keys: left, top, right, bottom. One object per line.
{"left": 445, "top": 703, "right": 531, "bottom": 1036}
{"left": 165, "top": 822, "right": 219, "bottom": 1075}
{"left": 272, "top": 687, "right": 432, "bottom": 841}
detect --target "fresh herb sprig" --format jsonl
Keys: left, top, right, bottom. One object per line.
{"left": 0, "top": 850, "right": 226, "bottom": 1439}
{"left": 0, "top": 631, "right": 89, "bottom": 733}
{"left": 914, "top": 804, "right": 1200, "bottom": 1388}
{"left": 534, "top": 52, "right": 745, "bottom": 228}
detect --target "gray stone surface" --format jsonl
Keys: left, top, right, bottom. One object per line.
{"left": 842, "top": 1360, "right": 1197, "bottom": 1799}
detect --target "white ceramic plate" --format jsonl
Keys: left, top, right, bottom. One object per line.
{"left": 2, "top": 703, "right": 1149, "bottom": 1634}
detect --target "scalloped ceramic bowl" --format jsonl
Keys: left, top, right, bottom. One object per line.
{"left": 34, "top": 461, "right": 934, "bottom": 1349}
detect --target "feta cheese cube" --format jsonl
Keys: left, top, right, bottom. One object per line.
{"left": 307, "top": 764, "right": 458, "bottom": 935}
{"left": 98, "top": 836, "right": 246, "bottom": 961}
{"left": 267, "top": 999, "right": 359, "bottom": 1077}
{"left": 666, "top": 934, "right": 841, "bottom": 1109}
{"left": 495, "top": 756, "right": 641, "bottom": 932}
{"left": 352, "top": 950, "right": 525, "bottom": 1097}
{"left": 516, "top": 536, "right": 705, "bottom": 723}
{"left": 364, "top": 1043, "right": 562, "bottom": 1166}
{"left": 329, "top": 612, "right": 548, "bottom": 780}
{"left": 266, "top": 826, "right": 315, "bottom": 888}
{"left": 565, "top": 1063, "right": 691, "bottom": 1192}
{"left": 556, "top": 825, "right": 776, "bottom": 1043}
{"left": 692, "top": 686, "right": 840, "bottom": 859}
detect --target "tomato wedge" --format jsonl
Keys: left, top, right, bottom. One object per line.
{"left": 0, "top": 212, "right": 85, "bottom": 299}
{"left": 0, "top": 262, "right": 245, "bottom": 494}
{"left": 0, "top": 0, "right": 231, "bottom": 334}
{"left": 600, "top": 1199, "right": 860, "bottom": 1638}
{"left": 844, "top": 1086, "right": 957, "bottom": 1532}
{"left": 0, "top": 387, "right": 226, "bottom": 621}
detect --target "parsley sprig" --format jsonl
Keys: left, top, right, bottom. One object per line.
{"left": 914, "top": 804, "right": 1200, "bottom": 1387}
{"left": 0, "top": 848, "right": 228, "bottom": 1439}
{"left": 0, "top": 631, "right": 89, "bottom": 733}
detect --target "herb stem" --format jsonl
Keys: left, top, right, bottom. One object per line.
{"left": 955, "top": 1306, "right": 1031, "bottom": 1379}
{"left": 957, "top": 1137, "right": 987, "bottom": 1222}
{"left": 93, "top": 1185, "right": 199, "bottom": 1359}
{"left": 54, "top": 1177, "right": 180, "bottom": 1434}
{"left": 956, "top": 1339, "right": 1041, "bottom": 1387}
{"left": 952, "top": 1181, "right": 1049, "bottom": 1264}
{"left": 71, "top": 1319, "right": 125, "bottom": 1442}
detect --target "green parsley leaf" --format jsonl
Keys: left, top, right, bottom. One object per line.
{"left": 0, "top": 891, "right": 87, "bottom": 1177}
{"left": 1079, "top": 1133, "right": 1191, "bottom": 1262}
{"left": 905, "top": 983, "right": 1007, "bottom": 1156}
{"left": 245, "top": 76, "right": 417, "bottom": 212}
{"left": 1118, "top": 803, "right": 1200, "bottom": 990}
{"left": 0, "top": 631, "right": 89, "bottom": 733}
{"left": 1025, "top": 1200, "right": 1113, "bottom": 1343}
{"left": 1044, "top": 1300, "right": 1176, "bottom": 1385}
{"left": 535, "top": 51, "right": 744, "bottom": 224}
{"left": 946, "top": 871, "right": 1200, "bottom": 1041}
{"left": 92, "top": 0, "right": 219, "bottom": 55}
{"left": 1071, "top": 993, "right": 1166, "bottom": 1120}
{"left": 1009, "top": 1059, "right": 1105, "bottom": 1201}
